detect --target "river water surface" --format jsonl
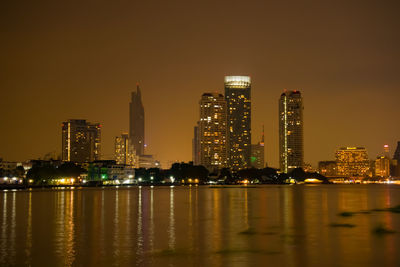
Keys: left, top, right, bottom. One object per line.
{"left": 0, "top": 185, "right": 400, "bottom": 266}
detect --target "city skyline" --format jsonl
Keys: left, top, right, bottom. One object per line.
{"left": 1, "top": 0, "right": 400, "bottom": 168}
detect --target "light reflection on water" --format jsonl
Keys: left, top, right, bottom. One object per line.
{"left": 0, "top": 185, "right": 400, "bottom": 266}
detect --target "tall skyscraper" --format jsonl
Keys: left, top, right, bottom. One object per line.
{"left": 335, "top": 147, "right": 369, "bottom": 177}
{"left": 250, "top": 126, "right": 265, "bottom": 169}
{"left": 115, "top": 133, "right": 138, "bottom": 166}
{"left": 61, "top": 119, "right": 101, "bottom": 162}
{"left": 224, "top": 76, "right": 251, "bottom": 170}
{"left": 198, "top": 93, "right": 228, "bottom": 170}
{"left": 129, "top": 84, "right": 145, "bottom": 156}
{"left": 279, "top": 90, "right": 304, "bottom": 173}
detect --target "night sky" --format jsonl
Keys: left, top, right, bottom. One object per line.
{"left": 1, "top": 0, "right": 399, "bottom": 168}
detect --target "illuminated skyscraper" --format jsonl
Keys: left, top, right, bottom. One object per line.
{"left": 129, "top": 84, "right": 145, "bottom": 156}
{"left": 224, "top": 76, "right": 251, "bottom": 170}
{"left": 61, "top": 119, "right": 101, "bottom": 162}
{"left": 115, "top": 133, "right": 138, "bottom": 167}
{"left": 279, "top": 90, "right": 304, "bottom": 173}
{"left": 335, "top": 147, "right": 369, "bottom": 177}
{"left": 251, "top": 126, "right": 265, "bottom": 169}
{"left": 198, "top": 93, "right": 228, "bottom": 170}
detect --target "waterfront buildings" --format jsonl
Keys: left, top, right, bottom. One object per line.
{"left": 115, "top": 133, "right": 138, "bottom": 167}
{"left": 279, "top": 90, "right": 304, "bottom": 173}
{"left": 250, "top": 126, "right": 265, "bottom": 169}
{"left": 197, "top": 93, "right": 228, "bottom": 170}
{"left": 318, "top": 161, "right": 337, "bottom": 177}
{"left": 375, "top": 156, "right": 390, "bottom": 178}
{"left": 87, "top": 160, "right": 135, "bottom": 184}
{"left": 129, "top": 84, "right": 145, "bottom": 156}
{"left": 335, "top": 147, "right": 369, "bottom": 177}
{"left": 61, "top": 119, "right": 101, "bottom": 162}
{"left": 224, "top": 76, "right": 251, "bottom": 170}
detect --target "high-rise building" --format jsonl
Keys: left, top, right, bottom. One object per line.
{"left": 198, "top": 93, "right": 228, "bottom": 170}
{"left": 129, "top": 84, "right": 145, "bottom": 156}
{"left": 335, "top": 147, "right": 369, "bottom": 177}
{"left": 61, "top": 119, "right": 101, "bottom": 162}
{"left": 279, "top": 90, "right": 304, "bottom": 173}
{"left": 250, "top": 126, "right": 265, "bottom": 169}
{"left": 375, "top": 156, "right": 390, "bottom": 178}
{"left": 224, "top": 76, "right": 251, "bottom": 170}
{"left": 115, "top": 133, "right": 138, "bottom": 167}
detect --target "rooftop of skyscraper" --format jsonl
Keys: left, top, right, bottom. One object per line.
{"left": 224, "top": 76, "right": 251, "bottom": 87}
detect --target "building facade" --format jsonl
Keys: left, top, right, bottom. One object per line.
{"left": 87, "top": 160, "right": 135, "bottom": 183}
{"left": 279, "top": 90, "right": 304, "bottom": 173}
{"left": 250, "top": 126, "right": 265, "bottom": 169}
{"left": 198, "top": 93, "right": 228, "bottom": 170}
{"left": 138, "top": 155, "right": 161, "bottom": 169}
{"left": 375, "top": 156, "right": 390, "bottom": 178}
{"left": 61, "top": 119, "right": 101, "bottom": 162}
{"left": 115, "top": 133, "right": 138, "bottom": 167}
{"left": 129, "top": 84, "right": 145, "bottom": 156}
{"left": 224, "top": 76, "right": 251, "bottom": 170}
{"left": 335, "top": 147, "right": 369, "bottom": 177}
{"left": 318, "top": 161, "right": 337, "bottom": 177}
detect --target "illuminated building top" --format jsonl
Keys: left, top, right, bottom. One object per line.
{"left": 224, "top": 76, "right": 251, "bottom": 88}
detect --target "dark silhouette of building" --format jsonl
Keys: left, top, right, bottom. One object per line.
{"left": 129, "top": 84, "right": 145, "bottom": 156}
{"left": 224, "top": 76, "right": 251, "bottom": 170}
{"left": 393, "top": 141, "right": 400, "bottom": 162}
{"left": 279, "top": 90, "right": 304, "bottom": 173}
{"left": 318, "top": 161, "right": 337, "bottom": 177}
{"left": 192, "top": 124, "right": 200, "bottom": 165}
{"left": 61, "top": 119, "right": 101, "bottom": 162}
{"left": 251, "top": 126, "right": 265, "bottom": 169}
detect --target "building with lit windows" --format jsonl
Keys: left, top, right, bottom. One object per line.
{"left": 224, "top": 76, "right": 251, "bottom": 170}
{"left": 115, "top": 133, "right": 138, "bottom": 167}
{"left": 279, "top": 90, "right": 304, "bottom": 173}
{"left": 318, "top": 161, "right": 337, "bottom": 177}
{"left": 335, "top": 147, "right": 369, "bottom": 177}
{"left": 197, "top": 93, "right": 228, "bottom": 170}
{"left": 61, "top": 119, "right": 101, "bottom": 162}
{"left": 87, "top": 160, "right": 135, "bottom": 184}
{"left": 250, "top": 126, "right": 265, "bottom": 169}
{"left": 129, "top": 84, "right": 145, "bottom": 156}
{"left": 375, "top": 156, "right": 390, "bottom": 178}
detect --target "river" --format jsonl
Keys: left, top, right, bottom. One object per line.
{"left": 0, "top": 185, "right": 399, "bottom": 266}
